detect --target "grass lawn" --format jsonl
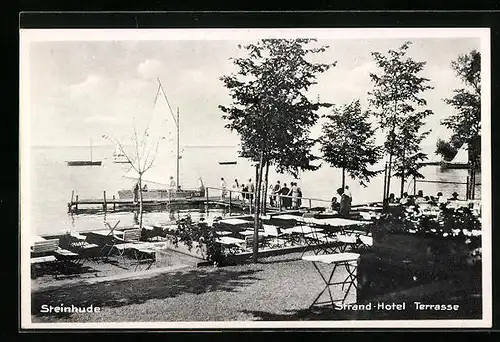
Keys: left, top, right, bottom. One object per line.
{"left": 31, "top": 252, "right": 358, "bottom": 322}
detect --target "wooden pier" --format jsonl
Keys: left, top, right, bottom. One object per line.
{"left": 67, "top": 189, "right": 255, "bottom": 214}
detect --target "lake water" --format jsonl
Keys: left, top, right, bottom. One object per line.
{"left": 26, "top": 145, "right": 481, "bottom": 236}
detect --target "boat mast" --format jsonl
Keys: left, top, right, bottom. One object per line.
{"left": 177, "top": 107, "right": 180, "bottom": 189}
{"left": 156, "top": 78, "right": 180, "bottom": 189}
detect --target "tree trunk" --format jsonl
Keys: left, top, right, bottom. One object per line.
{"left": 386, "top": 153, "right": 393, "bottom": 202}
{"left": 252, "top": 151, "right": 265, "bottom": 263}
{"left": 262, "top": 161, "right": 270, "bottom": 215}
{"left": 342, "top": 167, "right": 346, "bottom": 190}
{"left": 138, "top": 175, "right": 143, "bottom": 229}
{"left": 400, "top": 148, "right": 405, "bottom": 198}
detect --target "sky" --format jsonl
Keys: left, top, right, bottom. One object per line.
{"left": 25, "top": 33, "right": 481, "bottom": 157}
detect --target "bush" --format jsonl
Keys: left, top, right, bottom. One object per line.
{"left": 166, "top": 216, "right": 232, "bottom": 266}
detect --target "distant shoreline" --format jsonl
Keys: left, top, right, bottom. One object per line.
{"left": 31, "top": 144, "right": 239, "bottom": 149}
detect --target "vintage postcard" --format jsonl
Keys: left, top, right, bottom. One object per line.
{"left": 20, "top": 27, "right": 491, "bottom": 329}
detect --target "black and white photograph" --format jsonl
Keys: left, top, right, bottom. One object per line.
{"left": 20, "top": 28, "right": 491, "bottom": 329}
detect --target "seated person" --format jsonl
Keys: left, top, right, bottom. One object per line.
{"left": 437, "top": 191, "right": 448, "bottom": 205}
{"left": 400, "top": 192, "right": 409, "bottom": 205}
{"left": 414, "top": 190, "right": 426, "bottom": 204}
{"left": 388, "top": 193, "right": 396, "bottom": 203}
{"left": 142, "top": 184, "right": 148, "bottom": 192}
{"left": 331, "top": 196, "right": 340, "bottom": 212}
{"left": 448, "top": 191, "right": 460, "bottom": 201}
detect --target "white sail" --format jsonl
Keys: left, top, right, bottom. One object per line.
{"left": 124, "top": 84, "right": 178, "bottom": 188}
{"left": 451, "top": 143, "right": 469, "bottom": 164}
{"left": 114, "top": 144, "right": 124, "bottom": 157}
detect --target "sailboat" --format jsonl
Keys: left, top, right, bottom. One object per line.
{"left": 66, "top": 139, "right": 102, "bottom": 166}
{"left": 112, "top": 144, "right": 131, "bottom": 164}
{"left": 441, "top": 143, "right": 470, "bottom": 169}
{"left": 117, "top": 79, "right": 202, "bottom": 200}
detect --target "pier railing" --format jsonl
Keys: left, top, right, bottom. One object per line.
{"left": 414, "top": 177, "right": 481, "bottom": 200}
{"left": 204, "top": 186, "right": 333, "bottom": 214}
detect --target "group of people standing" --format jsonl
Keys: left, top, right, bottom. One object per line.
{"left": 219, "top": 177, "right": 303, "bottom": 209}
{"left": 269, "top": 181, "right": 303, "bottom": 209}
{"left": 220, "top": 178, "right": 256, "bottom": 202}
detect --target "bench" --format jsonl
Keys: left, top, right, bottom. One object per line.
{"left": 31, "top": 255, "right": 57, "bottom": 264}
{"left": 31, "top": 238, "right": 60, "bottom": 257}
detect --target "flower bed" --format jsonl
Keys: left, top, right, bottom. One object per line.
{"left": 357, "top": 205, "right": 482, "bottom": 302}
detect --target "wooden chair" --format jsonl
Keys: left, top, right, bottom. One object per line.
{"left": 68, "top": 233, "right": 100, "bottom": 263}
{"left": 31, "top": 238, "right": 60, "bottom": 257}
{"left": 262, "top": 225, "right": 289, "bottom": 248}
{"left": 30, "top": 237, "right": 59, "bottom": 277}
{"left": 104, "top": 228, "right": 155, "bottom": 270}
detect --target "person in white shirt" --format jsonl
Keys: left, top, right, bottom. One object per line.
{"left": 400, "top": 192, "right": 409, "bottom": 205}
{"left": 232, "top": 179, "right": 240, "bottom": 200}
{"left": 220, "top": 177, "right": 227, "bottom": 200}
{"left": 437, "top": 192, "right": 448, "bottom": 206}
{"left": 168, "top": 176, "right": 176, "bottom": 197}
{"left": 344, "top": 185, "right": 352, "bottom": 199}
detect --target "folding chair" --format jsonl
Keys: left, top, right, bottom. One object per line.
{"left": 104, "top": 228, "right": 146, "bottom": 267}
{"left": 53, "top": 247, "right": 82, "bottom": 273}
{"left": 261, "top": 225, "right": 289, "bottom": 248}
{"left": 68, "top": 232, "right": 100, "bottom": 263}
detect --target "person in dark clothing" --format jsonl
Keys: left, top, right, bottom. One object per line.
{"left": 331, "top": 196, "right": 340, "bottom": 212}
{"left": 280, "top": 183, "right": 290, "bottom": 209}
{"left": 272, "top": 180, "right": 281, "bottom": 207}
{"left": 133, "top": 181, "right": 140, "bottom": 203}
{"left": 388, "top": 193, "right": 395, "bottom": 203}
{"left": 337, "top": 187, "right": 350, "bottom": 217}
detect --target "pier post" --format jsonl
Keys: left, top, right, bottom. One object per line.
{"left": 308, "top": 198, "right": 312, "bottom": 209}
{"left": 229, "top": 190, "right": 232, "bottom": 216}
{"left": 75, "top": 195, "right": 79, "bottom": 212}
{"left": 278, "top": 195, "right": 281, "bottom": 212}
{"left": 112, "top": 195, "right": 116, "bottom": 211}
{"left": 68, "top": 190, "right": 75, "bottom": 213}
{"left": 466, "top": 176, "right": 470, "bottom": 200}
{"left": 206, "top": 187, "right": 209, "bottom": 210}
{"left": 103, "top": 190, "right": 107, "bottom": 213}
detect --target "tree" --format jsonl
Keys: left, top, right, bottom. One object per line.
{"left": 442, "top": 50, "right": 481, "bottom": 199}
{"left": 320, "top": 99, "right": 381, "bottom": 189}
{"left": 391, "top": 111, "right": 431, "bottom": 194}
{"left": 368, "top": 41, "right": 434, "bottom": 200}
{"left": 435, "top": 139, "right": 458, "bottom": 161}
{"left": 219, "top": 38, "right": 335, "bottom": 262}
{"left": 103, "top": 128, "right": 159, "bottom": 230}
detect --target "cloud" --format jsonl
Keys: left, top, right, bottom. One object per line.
{"left": 138, "top": 59, "right": 163, "bottom": 79}
{"left": 116, "top": 79, "right": 150, "bottom": 96}
{"left": 68, "top": 75, "right": 102, "bottom": 97}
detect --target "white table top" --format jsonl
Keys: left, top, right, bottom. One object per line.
{"left": 218, "top": 218, "right": 251, "bottom": 225}
{"left": 311, "top": 218, "right": 371, "bottom": 227}
{"left": 354, "top": 206, "right": 383, "bottom": 212}
{"left": 337, "top": 235, "right": 358, "bottom": 244}
{"left": 89, "top": 230, "right": 124, "bottom": 237}
{"left": 273, "top": 214, "right": 303, "bottom": 220}
{"left": 302, "top": 252, "right": 360, "bottom": 264}
{"left": 282, "top": 226, "right": 323, "bottom": 234}
{"left": 216, "top": 236, "right": 246, "bottom": 245}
